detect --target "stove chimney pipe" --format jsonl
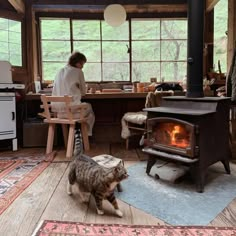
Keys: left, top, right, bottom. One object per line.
{"left": 186, "top": 0, "right": 205, "bottom": 98}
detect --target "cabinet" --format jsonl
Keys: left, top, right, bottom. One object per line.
{"left": 0, "top": 92, "right": 17, "bottom": 150}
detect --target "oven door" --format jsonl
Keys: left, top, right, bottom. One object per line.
{"left": 147, "top": 117, "right": 198, "bottom": 158}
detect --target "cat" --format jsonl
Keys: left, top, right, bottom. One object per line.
{"left": 67, "top": 124, "right": 128, "bottom": 217}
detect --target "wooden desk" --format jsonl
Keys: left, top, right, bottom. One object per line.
{"left": 25, "top": 92, "right": 148, "bottom": 100}
{"left": 25, "top": 92, "right": 148, "bottom": 143}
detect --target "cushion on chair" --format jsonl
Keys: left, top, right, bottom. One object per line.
{"left": 121, "top": 112, "right": 147, "bottom": 139}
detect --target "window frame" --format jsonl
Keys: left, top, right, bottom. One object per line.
{"left": 38, "top": 17, "right": 187, "bottom": 84}
{"left": 0, "top": 14, "right": 24, "bottom": 69}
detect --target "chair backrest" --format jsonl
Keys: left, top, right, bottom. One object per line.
{"left": 145, "top": 91, "right": 174, "bottom": 108}
{"left": 40, "top": 95, "right": 87, "bottom": 124}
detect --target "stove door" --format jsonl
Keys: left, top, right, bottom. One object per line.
{"left": 147, "top": 117, "right": 198, "bottom": 158}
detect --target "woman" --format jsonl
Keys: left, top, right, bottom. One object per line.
{"left": 51, "top": 51, "right": 95, "bottom": 136}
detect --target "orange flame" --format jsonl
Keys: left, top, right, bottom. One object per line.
{"left": 169, "top": 125, "right": 189, "bottom": 148}
{"left": 154, "top": 123, "right": 190, "bottom": 149}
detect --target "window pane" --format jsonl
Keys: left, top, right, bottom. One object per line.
{"left": 0, "top": 53, "right": 9, "bottom": 61}
{"left": 73, "top": 41, "right": 101, "bottom": 62}
{"left": 102, "top": 63, "right": 129, "bottom": 81}
{"left": 10, "top": 43, "right": 21, "bottom": 55}
{"left": 41, "top": 19, "right": 70, "bottom": 40}
{"left": 73, "top": 20, "right": 100, "bottom": 40}
{"left": 102, "top": 42, "right": 129, "bottom": 62}
{"left": 132, "top": 62, "right": 160, "bottom": 82}
{"left": 161, "top": 40, "right": 187, "bottom": 61}
{"left": 0, "top": 42, "right": 9, "bottom": 54}
{"left": 161, "top": 62, "right": 187, "bottom": 81}
{"left": 132, "top": 20, "right": 160, "bottom": 40}
{"left": 161, "top": 20, "right": 187, "bottom": 39}
{"left": 9, "top": 31, "right": 21, "bottom": 43}
{"left": 83, "top": 63, "right": 101, "bottom": 82}
{"left": 214, "top": 0, "right": 228, "bottom": 73}
{"left": 0, "top": 18, "right": 8, "bottom": 30}
{"left": 0, "top": 18, "right": 22, "bottom": 66}
{"left": 42, "top": 41, "right": 71, "bottom": 61}
{"left": 42, "top": 62, "right": 65, "bottom": 81}
{"left": 10, "top": 53, "right": 22, "bottom": 66}
{"left": 132, "top": 41, "right": 160, "bottom": 61}
{"left": 9, "top": 20, "right": 21, "bottom": 32}
{"left": 0, "top": 30, "right": 8, "bottom": 41}
{"left": 102, "top": 21, "right": 129, "bottom": 40}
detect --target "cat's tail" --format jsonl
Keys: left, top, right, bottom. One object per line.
{"left": 73, "top": 122, "right": 83, "bottom": 157}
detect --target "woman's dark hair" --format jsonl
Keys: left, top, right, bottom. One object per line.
{"left": 68, "top": 51, "right": 87, "bottom": 67}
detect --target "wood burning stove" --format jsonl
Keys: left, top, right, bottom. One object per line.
{"left": 142, "top": 0, "right": 231, "bottom": 192}
{"left": 143, "top": 97, "right": 231, "bottom": 192}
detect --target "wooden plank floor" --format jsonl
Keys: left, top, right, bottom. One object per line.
{"left": 0, "top": 143, "right": 236, "bottom": 236}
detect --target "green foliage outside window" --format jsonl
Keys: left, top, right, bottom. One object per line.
{"left": 40, "top": 18, "right": 187, "bottom": 82}
{"left": 132, "top": 19, "right": 187, "bottom": 82}
{"left": 0, "top": 18, "right": 22, "bottom": 66}
{"left": 214, "top": 0, "right": 228, "bottom": 73}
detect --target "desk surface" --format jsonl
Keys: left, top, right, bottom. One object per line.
{"left": 25, "top": 92, "right": 148, "bottom": 100}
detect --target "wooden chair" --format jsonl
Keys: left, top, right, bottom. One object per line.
{"left": 123, "top": 91, "right": 174, "bottom": 149}
{"left": 39, "top": 95, "right": 90, "bottom": 158}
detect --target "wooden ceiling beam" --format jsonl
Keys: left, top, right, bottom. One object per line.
{"left": 206, "top": 0, "right": 220, "bottom": 12}
{"left": 8, "top": 0, "right": 25, "bottom": 13}
{"left": 32, "top": 0, "right": 187, "bottom": 5}
{"left": 33, "top": 4, "right": 187, "bottom": 13}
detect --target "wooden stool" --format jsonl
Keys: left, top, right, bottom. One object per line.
{"left": 92, "top": 154, "right": 124, "bottom": 192}
{"left": 40, "top": 95, "right": 90, "bottom": 158}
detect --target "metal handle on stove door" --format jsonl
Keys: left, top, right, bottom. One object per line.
{"left": 12, "top": 112, "right": 15, "bottom": 120}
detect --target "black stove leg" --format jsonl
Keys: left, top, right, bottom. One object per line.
{"left": 146, "top": 155, "right": 157, "bottom": 175}
{"left": 196, "top": 174, "right": 205, "bottom": 193}
{"left": 190, "top": 165, "right": 205, "bottom": 193}
{"left": 221, "top": 160, "right": 231, "bottom": 174}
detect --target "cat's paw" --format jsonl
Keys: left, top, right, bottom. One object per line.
{"left": 97, "top": 209, "right": 104, "bottom": 215}
{"left": 115, "top": 209, "right": 123, "bottom": 218}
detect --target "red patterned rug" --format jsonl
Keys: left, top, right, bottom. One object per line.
{"left": 33, "top": 220, "right": 236, "bottom": 236}
{"left": 0, "top": 151, "right": 56, "bottom": 215}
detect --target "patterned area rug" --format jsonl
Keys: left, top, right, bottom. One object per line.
{"left": 0, "top": 151, "right": 56, "bottom": 215}
{"left": 33, "top": 220, "right": 236, "bottom": 236}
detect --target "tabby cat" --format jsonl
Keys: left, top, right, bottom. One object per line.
{"left": 67, "top": 124, "right": 128, "bottom": 217}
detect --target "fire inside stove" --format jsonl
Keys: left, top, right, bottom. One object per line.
{"left": 153, "top": 123, "right": 190, "bottom": 149}
{"left": 147, "top": 118, "right": 197, "bottom": 158}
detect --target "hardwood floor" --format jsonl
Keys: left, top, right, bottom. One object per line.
{"left": 0, "top": 143, "right": 236, "bottom": 236}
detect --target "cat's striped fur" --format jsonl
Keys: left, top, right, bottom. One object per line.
{"left": 67, "top": 123, "right": 128, "bottom": 217}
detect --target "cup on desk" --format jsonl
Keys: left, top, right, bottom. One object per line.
{"left": 137, "top": 83, "right": 144, "bottom": 92}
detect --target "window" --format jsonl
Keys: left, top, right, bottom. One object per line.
{"left": 101, "top": 22, "right": 129, "bottom": 81}
{"left": 72, "top": 20, "right": 101, "bottom": 82}
{"left": 0, "top": 18, "right": 22, "bottom": 66}
{"left": 40, "top": 18, "right": 187, "bottom": 83}
{"left": 132, "top": 19, "right": 187, "bottom": 82}
{"left": 41, "top": 19, "right": 71, "bottom": 81}
{"left": 214, "top": 0, "right": 228, "bottom": 73}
